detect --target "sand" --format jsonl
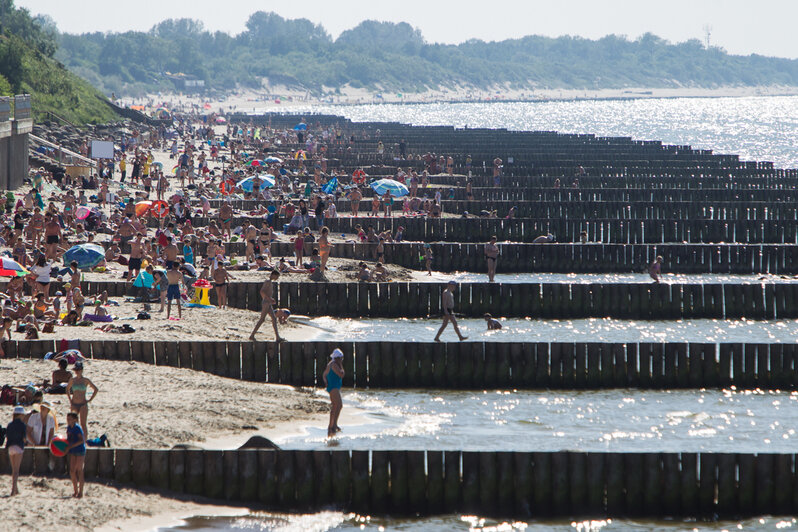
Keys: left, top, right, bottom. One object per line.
{"left": 0, "top": 359, "right": 329, "bottom": 448}
{"left": 128, "top": 84, "right": 798, "bottom": 115}
{"left": 0, "top": 475, "right": 248, "bottom": 532}
{"left": 23, "top": 299, "right": 324, "bottom": 342}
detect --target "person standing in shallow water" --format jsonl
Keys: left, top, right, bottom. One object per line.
{"left": 323, "top": 348, "right": 345, "bottom": 438}
{"left": 434, "top": 281, "right": 468, "bottom": 342}
{"left": 485, "top": 236, "right": 499, "bottom": 282}
{"left": 649, "top": 255, "right": 663, "bottom": 283}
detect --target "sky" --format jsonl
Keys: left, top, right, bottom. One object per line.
{"left": 16, "top": 0, "right": 798, "bottom": 59}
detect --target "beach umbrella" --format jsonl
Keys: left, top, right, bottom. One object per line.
{"left": 63, "top": 243, "right": 105, "bottom": 270}
{"left": 75, "top": 206, "right": 92, "bottom": 220}
{"left": 0, "top": 257, "right": 29, "bottom": 277}
{"left": 293, "top": 122, "right": 307, "bottom": 131}
{"left": 216, "top": 117, "right": 227, "bottom": 124}
{"left": 134, "top": 201, "right": 153, "bottom": 217}
{"left": 247, "top": 159, "right": 263, "bottom": 167}
{"left": 152, "top": 162, "right": 163, "bottom": 171}
{"left": 238, "top": 174, "right": 275, "bottom": 193}
{"left": 263, "top": 156, "right": 282, "bottom": 164}
{"left": 370, "top": 178, "right": 409, "bottom": 198}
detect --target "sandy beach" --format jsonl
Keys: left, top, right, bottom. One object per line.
{"left": 1, "top": 476, "right": 247, "bottom": 532}
{"left": 0, "top": 359, "right": 329, "bottom": 448}
{"left": 131, "top": 83, "right": 798, "bottom": 115}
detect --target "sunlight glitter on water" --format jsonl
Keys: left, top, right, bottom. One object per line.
{"left": 306, "top": 316, "right": 798, "bottom": 343}
{"left": 276, "top": 96, "right": 798, "bottom": 168}
{"left": 276, "top": 389, "right": 798, "bottom": 453}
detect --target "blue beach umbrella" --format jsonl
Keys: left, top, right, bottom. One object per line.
{"left": 293, "top": 122, "right": 307, "bottom": 131}
{"left": 238, "top": 174, "right": 275, "bottom": 193}
{"left": 263, "top": 156, "right": 282, "bottom": 164}
{"left": 370, "top": 178, "right": 409, "bottom": 198}
{"left": 63, "top": 243, "right": 106, "bottom": 270}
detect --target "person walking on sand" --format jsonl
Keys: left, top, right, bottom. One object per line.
{"left": 649, "top": 255, "right": 663, "bottom": 283}
{"left": 323, "top": 348, "right": 345, "bottom": 438}
{"left": 6, "top": 405, "right": 27, "bottom": 496}
{"left": 485, "top": 236, "right": 499, "bottom": 282}
{"left": 434, "top": 281, "right": 468, "bottom": 342}
{"left": 66, "top": 361, "right": 98, "bottom": 439}
{"left": 250, "top": 270, "right": 283, "bottom": 341}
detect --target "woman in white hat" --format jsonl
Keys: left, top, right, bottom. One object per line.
{"left": 6, "top": 406, "right": 28, "bottom": 496}
{"left": 322, "top": 349, "right": 345, "bottom": 438}
{"left": 26, "top": 401, "right": 56, "bottom": 447}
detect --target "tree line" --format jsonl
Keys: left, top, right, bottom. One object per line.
{"left": 51, "top": 11, "right": 798, "bottom": 97}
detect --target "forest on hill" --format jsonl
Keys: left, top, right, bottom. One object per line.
{"left": 53, "top": 12, "right": 798, "bottom": 97}
{"left": 0, "top": 0, "right": 118, "bottom": 123}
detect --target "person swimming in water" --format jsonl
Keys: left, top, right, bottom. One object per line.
{"left": 323, "top": 348, "right": 345, "bottom": 438}
{"left": 484, "top": 313, "right": 503, "bottom": 330}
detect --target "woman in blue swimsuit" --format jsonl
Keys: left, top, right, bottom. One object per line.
{"left": 322, "top": 349, "right": 345, "bottom": 438}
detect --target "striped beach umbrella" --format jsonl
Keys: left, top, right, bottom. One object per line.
{"left": 0, "top": 257, "right": 29, "bottom": 277}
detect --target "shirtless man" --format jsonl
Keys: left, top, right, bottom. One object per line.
{"left": 649, "top": 256, "right": 663, "bottom": 283}
{"left": 212, "top": 262, "right": 233, "bottom": 309}
{"left": 244, "top": 223, "right": 258, "bottom": 263}
{"left": 492, "top": 157, "right": 503, "bottom": 187}
{"left": 485, "top": 236, "right": 499, "bottom": 283}
{"left": 434, "top": 281, "right": 467, "bottom": 342}
{"left": 163, "top": 236, "right": 179, "bottom": 269}
{"left": 128, "top": 233, "right": 144, "bottom": 282}
{"left": 250, "top": 270, "right": 283, "bottom": 341}
{"left": 219, "top": 201, "right": 233, "bottom": 240}
{"left": 165, "top": 262, "right": 183, "bottom": 319}
{"left": 117, "top": 217, "right": 136, "bottom": 246}
{"left": 44, "top": 215, "right": 61, "bottom": 260}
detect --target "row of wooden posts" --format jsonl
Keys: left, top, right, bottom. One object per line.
{"left": 164, "top": 215, "right": 798, "bottom": 244}
{"left": 137, "top": 280, "right": 798, "bottom": 320}
{"left": 14, "top": 279, "right": 798, "bottom": 319}
{"left": 9, "top": 340, "right": 798, "bottom": 390}
{"left": 119, "top": 240, "right": 798, "bottom": 275}
{"left": 3, "top": 448, "right": 796, "bottom": 518}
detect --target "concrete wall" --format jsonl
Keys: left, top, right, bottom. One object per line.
{"left": 0, "top": 95, "right": 32, "bottom": 191}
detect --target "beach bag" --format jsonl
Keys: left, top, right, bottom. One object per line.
{"left": 137, "top": 312, "right": 151, "bottom": 320}
{"left": 0, "top": 385, "right": 14, "bottom": 405}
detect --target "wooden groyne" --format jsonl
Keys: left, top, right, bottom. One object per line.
{"left": 162, "top": 215, "right": 798, "bottom": 244}
{"left": 13, "top": 279, "right": 798, "bottom": 319}
{"left": 8, "top": 339, "right": 798, "bottom": 390}
{"left": 4, "top": 447, "right": 797, "bottom": 519}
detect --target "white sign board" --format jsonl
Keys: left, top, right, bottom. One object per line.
{"left": 90, "top": 140, "right": 114, "bottom": 159}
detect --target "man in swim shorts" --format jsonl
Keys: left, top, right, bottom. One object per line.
{"left": 250, "top": 270, "right": 283, "bottom": 341}
{"left": 485, "top": 236, "right": 499, "bottom": 282}
{"left": 165, "top": 262, "right": 183, "bottom": 319}
{"left": 434, "top": 281, "right": 468, "bottom": 342}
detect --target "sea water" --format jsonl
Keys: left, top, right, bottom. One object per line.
{"left": 167, "top": 97, "right": 798, "bottom": 530}
{"left": 302, "top": 316, "right": 798, "bottom": 343}
{"left": 275, "top": 388, "right": 798, "bottom": 453}
{"left": 277, "top": 95, "right": 798, "bottom": 169}
{"left": 159, "top": 513, "right": 798, "bottom": 531}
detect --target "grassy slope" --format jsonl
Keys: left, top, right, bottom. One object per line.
{"left": 1, "top": 34, "right": 118, "bottom": 124}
